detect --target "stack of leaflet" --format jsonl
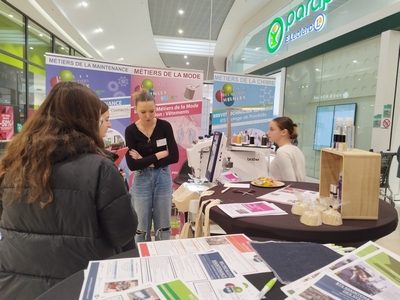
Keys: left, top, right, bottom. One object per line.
{"left": 79, "top": 234, "right": 270, "bottom": 300}
{"left": 280, "top": 241, "right": 400, "bottom": 299}
{"left": 217, "top": 201, "right": 287, "bottom": 218}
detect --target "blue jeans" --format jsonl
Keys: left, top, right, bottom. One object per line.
{"left": 131, "top": 166, "right": 172, "bottom": 242}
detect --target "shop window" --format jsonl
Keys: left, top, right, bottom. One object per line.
{"left": 28, "top": 64, "right": 46, "bottom": 113}
{"left": 27, "top": 20, "right": 51, "bottom": 67}
{"left": 55, "top": 38, "right": 70, "bottom": 55}
{"left": 0, "top": 53, "right": 26, "bottom": 150}
{"left": 0, "top": 1, "right": 25, "bottom": 58}
{"left": 284, "top": 37, "right": 380, "bottom": 179}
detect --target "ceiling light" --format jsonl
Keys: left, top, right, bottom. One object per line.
{"left": 79, "top": 1, "right": 88, "bottom": 7}
{"left": 60, "top": 47, "right": 65, "bottom": 50}
{"left": 155, "top": 36, "right": 216, "bottom": 56}
{"left": 178, "top": 29, "right": 184, "bottom": 34}
{"left": 352, "top": 60, "right": 358, "bottom": 63}
{"left": 178, "top": 9, "right": 184, "bottom": 15}
{"left": 8, "top": 14, "right": 13, "bottom": 18}
{"left": 186, "top": 61, "right": 190, "bottom": 65}
{"left": 117, "top": 57, "right": 124, "bottom": 61}
{"left": 106, "top": 45, "right": 115, "bottom": 50}
{"left": 94, "top": 27, "right": 103, "bottom": 33}
{"left": 29, "top": 46, "right": 34, "bottom": 50}
{"left": 254, "top": 47, "right": 260, "bottom": 51}
{"left": 315, "top": 68, "right": 320, "bottom": 72}
{"left": 39, "top": 33, "right": 43, "bottom": 37}
{"left": 184, "top": 55, "right": 188, "bottom": 59}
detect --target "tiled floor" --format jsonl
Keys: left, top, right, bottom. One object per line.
{"left": 375, "top": 201, "right": 400, "bottom": 255}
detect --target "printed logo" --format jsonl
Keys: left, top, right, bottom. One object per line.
{"left": 266, "top": 17, "right": 285, "bottom": 54}
{"left": 314, "top": 13, "right": 326, "bottom": 31}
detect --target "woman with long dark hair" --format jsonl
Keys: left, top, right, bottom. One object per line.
{"left": 0, "top": 82, "right": 137, "bottom": 299}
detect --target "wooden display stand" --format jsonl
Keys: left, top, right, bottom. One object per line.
{"left": 320, "top": 148, "right": 380, "bottom": 220}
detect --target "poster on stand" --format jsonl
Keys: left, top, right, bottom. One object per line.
{"left": 45, "top": 54, "right": 133, "bottom": 178}
{"left": 131, "top": 66, "right": 203, "bottom": 178}
{"left": 45, "top": 54, "right": 133, "bottom": 142}
{"left": 0, "top": 105, "right": 14, "bottom": 141}
{"left": 212, "top": 72, "right": 276, "bottom": 144}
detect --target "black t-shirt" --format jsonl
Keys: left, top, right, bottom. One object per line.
{"left": 125, "top": 118, "right": 179, "bottom": 170}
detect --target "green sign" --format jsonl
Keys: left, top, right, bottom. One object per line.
{"left": 266, "top": 0, "right": 333, "bottom": 54}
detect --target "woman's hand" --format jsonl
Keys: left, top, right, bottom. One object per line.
{"left": 129, "top": 149, "right": 142, "bottom": 160}
{"left": 156, "top": 150, "right": 169, "bottom": 160}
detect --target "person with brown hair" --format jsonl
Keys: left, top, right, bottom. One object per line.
{"left": 100, "top": 100, "right": 112, "bottom": 138}
{"left": 125, "top": 90, "right": 179, "bottom": 242}
{"left": 0, "top": 81, "right": 137, "bottom": 300}
{"left": 267, "top": 116, "right": 306, "bottom": 181}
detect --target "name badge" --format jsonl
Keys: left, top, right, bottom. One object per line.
{"left": 156, "top": 138, "right": 167, "bottom": 147}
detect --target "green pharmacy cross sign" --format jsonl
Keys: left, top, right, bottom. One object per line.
{"left": 266, "top": 0, "right": 333, "bottom": 54}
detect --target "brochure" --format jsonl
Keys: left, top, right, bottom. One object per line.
{"left": 138, "top": 234, "right": 270, "bottom": 275}
{"left": 282, "top": 241, "right": 400, "bottom": 299}
{"left": 217, "top": 201, "right": 287, "bottom": 218}
{"left": 79, "top": 250, "right": 260, "bottom": 300}
{"left": 257, "top": 185, "right": 319, "bottom": 205}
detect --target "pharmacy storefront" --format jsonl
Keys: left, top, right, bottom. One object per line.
{"left": 227, "top": 0, "right": 400, "bottom": 192}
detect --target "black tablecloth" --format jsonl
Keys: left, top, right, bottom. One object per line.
{"left": 202, "top": 181, "right": 398, "bottom": 247}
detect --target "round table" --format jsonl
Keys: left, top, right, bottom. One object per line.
{"left": 203, "top": 182, "right": 398, "bottom": 246}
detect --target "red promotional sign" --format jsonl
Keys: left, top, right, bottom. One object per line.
{"left": 0, "top": 105, "right": 14, "bottom": 141}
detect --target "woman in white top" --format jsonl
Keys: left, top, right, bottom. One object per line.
{"left": 267, "top": 117, "right": 306, "bottom": 181}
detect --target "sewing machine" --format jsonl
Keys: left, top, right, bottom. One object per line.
{"left": 186, "top": 134, "right": 274, "bottom": 182}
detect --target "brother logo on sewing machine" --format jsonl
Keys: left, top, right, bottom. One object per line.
{"left": 247, "top": 157, "right": 260, "bottom": 161}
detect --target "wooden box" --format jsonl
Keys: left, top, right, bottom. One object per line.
{"left": 320, "top": 148, "right": 380, "bottom": 220}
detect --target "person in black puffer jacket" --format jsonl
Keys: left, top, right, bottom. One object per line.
{"left": 0, "top": 82, "right": 138, "bottom": 300}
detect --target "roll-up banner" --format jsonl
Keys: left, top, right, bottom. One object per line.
{"left": 212, "top": 72, "right": 276, "bottom": 142}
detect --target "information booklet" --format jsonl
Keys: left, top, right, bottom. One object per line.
{"left": 282, "top": 241, "right": 400, "bottom": 299}
{"left": 217, "top": 201, "right": 287, "bottom": 218}
{"left": 138, "top": 233, "right": 270, "bottom": 275}
{"left": 79, "top": 234, "right": 268, "bottom": 300}
{"left": 257, "top": 185, "right": 319, "bottom": 206}
{"left": 79, "top": 250, "right": 260, "bottom": 300}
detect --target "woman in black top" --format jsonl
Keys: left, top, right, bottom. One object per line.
{"left": 125, "top": 91, "right": 179, "bottom": 241}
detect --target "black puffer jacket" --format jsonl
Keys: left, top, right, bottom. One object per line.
{"left": 0, "top": 152, "right": 138, "bottom": 299}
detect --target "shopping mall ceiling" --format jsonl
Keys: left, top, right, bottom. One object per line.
{"left": 7, "top": 0, "right": 274, "bottom": 80}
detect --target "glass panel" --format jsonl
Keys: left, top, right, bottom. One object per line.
{"left": 0, "top": 53, "right": 26, "bottom": 149}
{"left": 27, "top": 20, "right": 51, "bottom": 67}
{"left": 0, "top": 1, "right": 25, "bottom": 58}
{"left": 284, "top": 36, "right": 380, "bottom": 178}
{"left": 28, "top": 64, "right": 46, "bottom": 115}
{"left": 55, "top": 38, "right": 70, "bottom": 55}
{"left": 74, "top": 50, "right": 85, "bottom": 57}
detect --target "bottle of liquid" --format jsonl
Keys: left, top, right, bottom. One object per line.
{"left": 236, "top": 132, "right": 242, "bottom": 145}
{"left": 337, "top": 173, "right": 343, "bottom": 212}
{"left": 231, "top": 133, "right": 237, "bottom": 145}
{"left": 261, "top": 134, "right": 268, "bottom": 146}
{"left": 249, "top": 133, "right": 255, "bottom": 145}
{"left": 243, "top": 130, "right": 250, "bottom": 144}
